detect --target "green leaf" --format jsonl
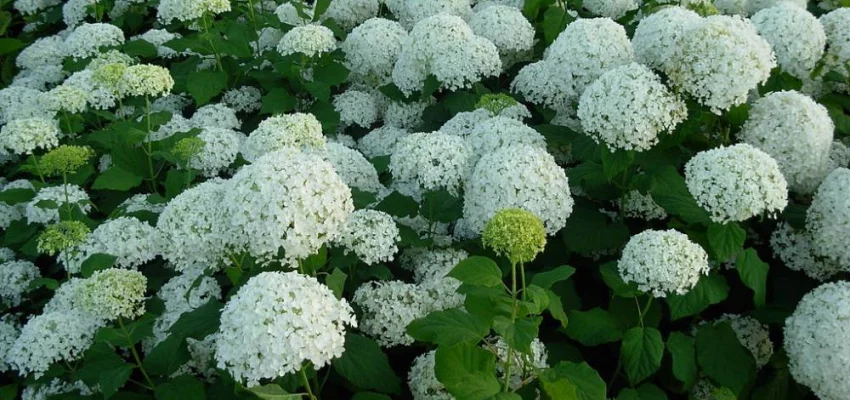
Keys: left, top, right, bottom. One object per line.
{"left": 648, "top": 166, "right": 711, "bottom": 224}
{"left": 326, "top": 268, "right": 347, "bottom": 299}
{"left": 92, "top": 167, "right": 144, "bottom": 191}
{"left": 666, "top": 332, "right": 697, "bottom": 389}
{"left": 99, "top": 362, "right": 134, "bottom": 398}
{"left": 600, "top": 262, "right": 641, "bottom": 298}
{"left": 144, "top": 334, "right": 191, "bottom": 376}
{"left": 561, "top": 206, "right": 630, "bottom": 254}
{"left": 155, "top": 375, "right": 207, "bottom": 400}
{"left": 546, "top": 290, "right": 569, "bottom": 328}
{"left": 621, "top": 327, "right": 664, "bottom": 385}
{"left": 434, "top": 343, "right": 501, "bottom": 400}
{"left": 80, "top": 253, "right": 118, "bottom": 278}
{"left": 420, "top": 189, "right": 463, "bottom": 223}
{"left": 695, "top": 322, "right": 757, "bottom": 396}
{"left": 0, "top": 188, "right": 36, "bottom": 205}
{"left": 493, "top": 316, "right": 541, "bottom": 353}
{"left": 407, "top": 308, "right": 490, "bottom": 346}
{"left": 707, "top": 222, "right": 746, "bottom": 261}
{"left": 260, "top": 88, "right": 297, "bottom": 115}
{"left": 168, "top": 300, "right": 224, "bottom": 340}
{"left": 617, "top": 384, "right": 668, "bottom": 400}
{"left": 0, "top": 385, "right": 17, "bottom": 400}
{"left": 0, "top": 38, "right": 23, "bottom": 55}
{"left": 539, "top": 362, "right": 607, "bottom": 400}
{"left": 164, "top": 169, "right": 195, "bottom": 200}
{"left": 736, "top": 248, "right": 769, "bottom": 308}
{"left": 373, "top": 191, "right": 419, "bottom": 218}
{"left": 601, "top": 147, "right": 634, "bottom": 181}
{"left": 304, "top": 80, "right": 331, "bottom": 102}
{"left": 313, "top": 62, "right": 350, "bottom": 87}
{"left": 449, "top": 256, "right": 503, "bottom": 287}
{"left": 248, "top": 384, "right": 302, "bottom": 400}
{"left": 123, "top": 39, "right": 159, "bottom": 58}
{"left": 531, "top": 265, "right": 576, "bottom": 289}
{"left": 666, "top": 274, "right": 729, "bottom": 320}
{"left": 541, "top": 7, "right": 573, "bottom": 45}
{"left": 29, "top": 277, "right": 59, "bottom": 290}
{"left": 313, "top": 0, "right": 331, "bottom": 19}
{"left": 187, "top": 70, "right": 228, "bottom": 106}
{"left": 563, "top": 308, "right": 623, "bottom": 346}
{"left": 332, "top": 334, "right": 401, "bottom": 394}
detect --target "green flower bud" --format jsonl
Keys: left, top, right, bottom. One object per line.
{"left": 172, "top": 137, "right": 205, "bottom": 165}
{"left": 40, "top": 145, "right": 94, "bottom": 176}
{"left": 92, "top": 63, "right": 128, "bottom": 89}
{"left": 37, "top": 220, "right": 90, "bottom": 255}
{"left": 482, "top": 208, "right": 546, "bottom": 265}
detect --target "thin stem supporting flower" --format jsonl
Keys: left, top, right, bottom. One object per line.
{"left": 201, "top": 13, "right": 225, "bottom": 72}
{"left": 300, "top": 366, "right": 318, "bottom": 400}
{"left": 118, "top": 317, "right": 156, "bottom": 389}
{"left": 30, "top": 154, "right": 45, "bottom": 183}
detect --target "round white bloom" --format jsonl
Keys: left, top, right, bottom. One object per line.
{"left": 63, "top": 70, "right": 119, "bottom": 110}
{"left": 392, "top": 15, "right": 501, "bottom": 95}
{"left": 354, "top": 280, "right": 428, "bottom": 347}
{"left": 343, "top": 18, "right": 408, "bottom": 84}
{"left": 189, "top": 103, "right": 240, "bottom": 130}
{"left": 463, "top": 145, "right": 574, "bottom": 236}
{"left": 489, "top": 337, "right": 548, "bottom": 390}
{"left": 0, "top": 317, "right": 18, "bottom": 372}
{"left": 7, "top": 310, "right": 103, "bottom": 378}
{"left": 336, "top": 210, "right": 399, "bottom": 265}
{"left": 275, "top": 3, "right": 313, "bottom": 26}
{"left": 323, "top": 0, "right": 379, "bottom": 30}
{"left": 358, "top": 126, "right": 410, "bottom": 158}
{"left": 256, "top": 27, "right": 285, "bottom": 53}
{"left": 118, "top": 64, "right": 174, "bottom": 98}
{"left": 621, "top": 190, "right": 668, "bottom": 221}
{"left": 739, "top": 91, "right": 834, "bottom": 194}
{"left": 784, "top": 281, "right": 850, "bottom": 400}
{"left": 329, "top": 133, "right": 357, "bottom": 148}
{"left": 223, "top": 149, "right": 353, "bottom": 265}
{"left": 390, "top": 132, "right": 473, "bottom": 196}
{"left": 408, "top": 350, "right": 452, "bottom": 400}
{"left": 820, "top": 9, "right": 850, "bottom": 82}
{"left": 334, "top": 90, "right": 379, "bottom": 128}
{"left": 16, "top": 36, "right": 66, "bottom": 70}
{"left": 583, "top": 0, "right": 639, "bottom": 19}
{"left": 806, "top": 168, "right": 850, "bottom": 268}
{"left": 510, "top": 60, "right": 576, "bottom": 114}
{"left": 685, "top": 144, "right": 788, "bottom": 223}
{"left": 390, "top": 0, "right": 472, "bottom": 29}
{"left": 73, "top": 268, "right": 147, "bottom": 321}
{"left": 771, "top": 222, "right": 844, "bottom": 281}
{"left": 26, "top": 184, "right": 91, "bottom": 225}
{"left": 0, "top": 117, "right": 61, "bottom": 156}
{"left": 62, "top": 0, "right": 96, "bottom": 27}
{"left": 241, "top": 113, "right": 326, "bottom": 162}
{"left": 0, "top": 87, "right": 53, "bottom": 124}
{"left": 464, "top": 116, "right": 546, "bottom": 165}
{"left": 0, "top": 248, "right": 15, "bottom": 263}
{"left": 158, "top": 179, "right": 230, "bottom": 272}
{"left": 751, "top": 4, "right": 825, "bottom": 80}
{"left": 222, "top": 86, "right": 262, "bottom": 113}
{"left": 157, "top": 0, "right": 230, "bottom": 23}
{"left": 632, "top": 6, "right": 701, "bottom": 71}
{"left": 400, "top": 247, "right": 469, "bottom": 283}
{"left": 62, "top": 217, "right": 163, "bottom": 274}
{"left": 64, "top": 23, "right": 125, "bottom": 59}
{"left": 664, "top": 15, "right": 775, "bottom": 113}
{"left": 0, "top": 260, "right": 40, "bottom": 307}
{"left": 618, "top": 229, "right": 710, "bottom": 297}
{"left": 13, "top": 0, "right": 60, "bottom": 15}
{"left": 440, "top": 109, "right": 492, "bottom": 138}
{"left": 468, "top": 5, "right": 534, "bottom": 66}
{"left": 45, "top": 85, "right": 88, "bottom": 114}
{"left": 578, "top": 63, "right": 687, "bottom": 152}
{"left": 11, "top": 65, "right": 67, "bottom": 91}
{"left": 215, "top": 271, "right": 356, "bottom": 387}
{"left": 325, "top": 143, "right": 383, "bottom": 193}
{"left": 384, "top": 99, "right": 430, "bottom": 129}
{"left": 132, "top": 29, "right": 183, "bottom": 58}
{"left": 276, "top": 25, "right": 337, "bottom": 57}
{"left": 190, "top": 128, "right": 245, "bottom": 177}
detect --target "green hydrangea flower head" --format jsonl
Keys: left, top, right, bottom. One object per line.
{"left": 37, "top": 220, "right": 90, "bottom": 256}
{"left": 92, "top": 63, "right": 128, "bottom": 89}
{"left": 172, "top": 137, "right": 205, "bottom": 165}
{"left": 482, "top": 208, "right": 547, "bottom": 264}
{"left": 685, "top": 1, "right": 719, "bottom": 16}
{"left": 40, "top": 145, "right": 94, "bottom": 176}
{"left": 77, "top": 268, "right": 147, "bottom": 320}
{"left": 476, "top": 93, "right": 520, "bottom": 116}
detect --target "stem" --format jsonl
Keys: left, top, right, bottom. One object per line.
{"left": 144, "top": 97, "right": 158, "bottom": 195}
{"left": 62, "top": 111, "right": 74, "bottom": 136}
{"left": 300, "top": 366, "right": 317, "bottom": 400}
{"left": 118, "top": 317, "right": 156, "bottom": 389}
{"left": 202, "top": 13, "right": 224, "bottom": 72}
{"left": 503, "top": 261, "right": 519, "bottom": 392}
{"left": 62, "top": 172, "right": 73, "bottom": 221}
{"left": 30, "top": 154, "right": 45, "bottom": 182}
{"left": 634, "top": 297, "right": 644, "bottom": 329}
{"left": 520, "top": 263, "right": 527, "bottom": 302}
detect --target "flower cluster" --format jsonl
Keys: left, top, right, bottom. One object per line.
{"left": 618, "top": 229, "right": 710, "bottom": 297}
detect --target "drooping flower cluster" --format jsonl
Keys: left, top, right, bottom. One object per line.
{"left": 618, "top": 229, "right": 710, "bottom": 297}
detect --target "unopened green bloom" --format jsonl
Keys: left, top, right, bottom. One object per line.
{"left": 118, "top": 64, "right": 174, "bottom": 98}
{"left": 37, "top": 221, "right": 90, "bottom": 255}
{"left": 40, "top": 145, "right": 94, "bottom": 176}
{"left": 476, "top": 93, "right": 520, "bottom": 116}
{"left": 172, "top": 137, "right": 205, "bottom": 165}
{"left": 92, "top": 63, "right": 128, "bottom": 90}
{"left": 77, "top": 268, "right": 147, "bottom": 320}
{"left": 482, "top": 208, "right": 547, "bottom": 265}
{"left": 684, "top": 1, "right": 718, "bottom": 16}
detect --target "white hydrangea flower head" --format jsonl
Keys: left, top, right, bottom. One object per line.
{"left": 583, "top": 0, "right": 639, "bottom": 19}
{"left": 241, "top": 113, "right": 326, "bottom": 162}
{"left": 0, "top": 87, "right": 53, "bottom": 124}
{"left": 392, "top": 14, "right": 501, "bottom": 95}
{"left": 713, "top": 0, "right": 746, "bottom": 14}
{"left": 820, "top": 9, "right": 850, "bottom": 82}
{"left": 215, "top": 271, "right": 356, "bottom": 387}
{"left": 578, "top": 62, "right": 687, "bottom": 152}
{"left": 16, "top": 35, "right": 66, "bottom": 70}
{"left": 63, "top": 23, "right": 125, "bottom": 59}
{"left": 132, "top": 29, "right": 183, "bottom": 59}
{"left": 784, "top": 281, "right": 850, "bottom": 400}
{"left": 829, "top": 141, "right": 850, "bottom": 169}
{"left": 806, "top": 168, "right": 850, "bottom": 268}
{"left": 0, "top": 316, "right": 19, "bottom": 372}
{"left": 21, "top": 379, "right": 95, "bottom": 400}
{"left": 336, "top": 210, "right": 399, "bottom": 265}
{"left": 334, "top": 90, "right": 379, "bottom": 128}
{"left": 223, "top": 149, "right": 353, "bottom": 265}
{"left": 390, "top": 0, "right": 472, "bottom": 29}
{"left": 62, "top": 0, "right": 96, "bottom": 27}
{"left": 739, "top": 91, "right": 834, "bottom": 194}
{"left": 189, "top": 128, "right": 245, "bottom": 177}
{"left": 440, "top": 109, "right": 492, "bottom": 138}
{"left": 275, "top": 2, "right": 313, "bottom": 26}
{"left": 353, "top": 280, "right": 430, "bottom": 347}
{"left": 618, "top": 229, "right": 710, "bottom": 297}
{"left": 489, "top": 336, "right": 548, "bottom": 390}
{"left": 117, "top": 64, "right": 174, "bottom": 98}
{"left": 11, "top": 64, "right": 67, "bottom": 91}
{"left": 463, "top": 145, "right": 574, "bottom": 236}
{"left": 276, "top": 24, "right": 337, "bottom": 57}
{"left": 7, "top": 310, "right": 104, "bottom": 378}
{"left": 63, "top": 70, "right": 119, "bottom": 110}
{"left": 222, "top": 86, "right": 262, "bottom": 113}
{"left": 400, "top": 247, "right": 469, "bottom": 283}
{"left": 408, "top": 350, "right": 453, "bottom": 400}
{"left": 255, "top": 27, "right": 285, "bottom": 54}
{"left": 0, "top": 181, "right": 32, "bottom": 229}
{"left": 26, "top": 184, "right": 91, "bottom": 225}
{"left": 45, "top": 85, "right": 88, "bottom": 114}
{"left": 771, "top": 223, "right": 845, "bottom": 281}
{"left": 158, "top": 179, "right": 230, "bottom": 272}
{"left": 468, "top": 5, "right": 535, "bottom": 67}
{"left": 750, "top": 4, "right": 825, "bottom": 80}
{"left": 0, "top": 248, "right": 15, "bottom": 263}
{"left": 0, "top": 260, "right": 40, "bottom": 307}
{"left": 189, "top": 103, "right": 241, "bottom": 130}
{"left": 390, "top": 132, "right": 473, "bottom": 196}
{"left": 329, "top": 133, "right": 357, "bottom": 148}
{"left": 685, "top": 144, "right": 788, "bottom": 223}
{"left": 322, "top": 0, "right": 379, "bottom": 30}
{"left": 464, "top": 116, "right": 546, "bottom": 166}
{"left": 664, "top": 15, "right": 775, "bottom": 113}
{"left": 745, "top": 0, "right": 806, "bottom": 15}
{"left": 342, "top": 18, "right": 408, "bottom": 84}
{"left": 157, "top": 0, "right": 230, "bottom": 23}
{"left": 419, "top": 275, "right": 465, "bottom": 311}
{"left": 621, "top": 190, "right": 668, "bottom": 221}
{"left": 13, "top": 0, "right": 60, "bottom": 15}
{"left": 632, "top": 6, "right": 701, "bottom": 71}
{"left": 511, "top": 60, "right": 576, "bottom": 114}
{"left": 62, "top": 217, "right": 163, "bottom": 274}
{"left": 358, "top": 126, "right": 410, "bottom": 158}
{"left": 116, "top": 193, "right": 166, "bottom": 215}
{"left": 384, "top": 99, "right": 431, "bottom": 129}
{"left": 325, "top": 143, "right": 384, "bottom": 193}
{"left": 151, "top": 114, "right": 194, "bottom": 141}
{"left": 73, "top": 268, "right": 147, "bottom": 320}
{"left": 0, "top": 117, "right": 61, "bottom": 156}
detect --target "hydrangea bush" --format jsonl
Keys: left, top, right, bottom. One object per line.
{"left": 0, "top": 0, "right": 849, "bottom": 399}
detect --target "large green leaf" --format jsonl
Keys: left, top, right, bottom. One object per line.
{"left": 434, "top": 343, "right": 501, "bottom": 400}
{"left": 248, "top": 385, "right": 303, "bottom": 400}
{"left": 493, "top": 316, "right": 541, "bottom": 353}
{"left": 407, "top": 308, "right": 490, "bottom": 346}
{"left": 666, "top": 274, "right": 729, "bottom": 320}
{"left": 420, "top": 189, "right": 463, "bottom": 223}
{"left": 154, "top": 375, "right": 207, "bottom": 400}
{"left": 373, "top": 191, "right": 418, "bottom": 218}
{"left": 648, "top": 166, "right": 711, "bottom": 224}
{"left": 561, "top": 205, "right": 630, "bottom": 254}
{"left": 449, "top": 256, "right": 503, "bottom": 287}
{"left": 332, "top": 334, "right": 401, "bottom": 394}
{"left": 707, "top": 222, "right": 746, "bottom": 261}
{"left": 563, "top": 308, "right": 623, "bottom": 346}
{"left": 530, "top": 265, "right": 576, "bottom": 289}
{"left": 92, "top": 167, "right": 144, "bottom": 191}
{"left": 617, "top": 384, "right": 668, "bottom": 400}
{"left": 666, "top": 332, "right": 697, "bottom": 389}
{"left": 187, "top": 70, "right": 228, "bottom": 106}
{"left": 695, "top": 322, "right": 757, "bottom": 396}
{"left": 621, "top": 327, "right": 664, "bottom": 385}
{"left": 539, "top": 362, "right": 607, "bottom": 400}
{"left": 144, "top": 334, "right": 191, "bottom": 376}
{"left": 736, "top": 248, "right": 769, "bottom": 308}
{"left": 167, "top": 300, "right": 224, "bottom": 340}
